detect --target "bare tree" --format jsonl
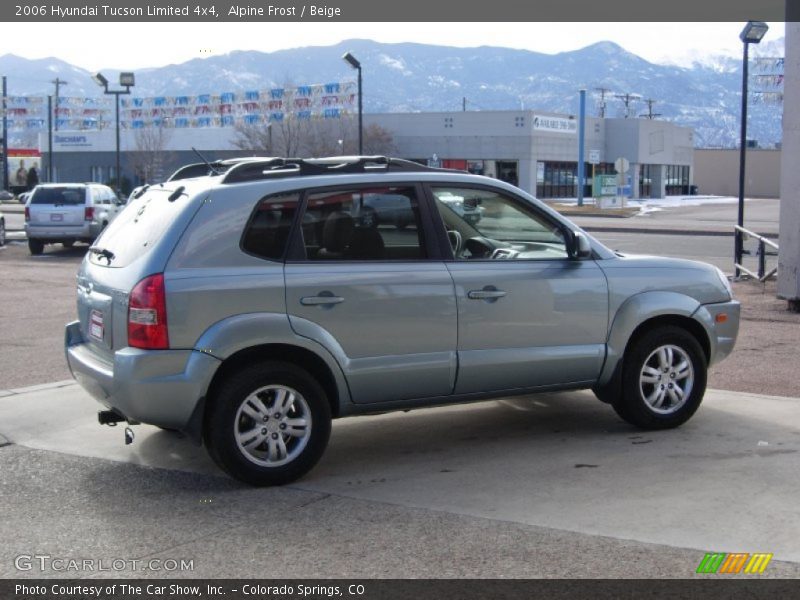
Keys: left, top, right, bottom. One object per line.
{"left": 233, "top": 113, "right": 396, "bottom": 159}
{"left": 231, "top": 116, "right": 309, "bottom": 157}
{"left": 231, "top": 119, "right": 273, "bottom": 154}
{"left": 131, "top": 126, "right": 173, "bottom": 183}
{"left": 362, "top": 123, "right": 396, "bottom": 156}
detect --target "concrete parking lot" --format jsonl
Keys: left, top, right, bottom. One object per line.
{"left": 1, "top": 196, "right": 798, "bottom": 579}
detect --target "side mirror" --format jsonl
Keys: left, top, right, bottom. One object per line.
{"left": 570, "top": 231, "right": 592, "bottom": 259}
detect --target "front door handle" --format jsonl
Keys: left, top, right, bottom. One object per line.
{"left": 467, "top": 287, "right": 507, "bottom": 301}
{"left": 300, "top": 293, "right": 345, "bottom": 306}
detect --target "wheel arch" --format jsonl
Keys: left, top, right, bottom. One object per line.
{"left": 206, "top": 343, "right": 344, "bottom": 421}
{"left": 595, "top": 291, "right": 712, "bottom": 399}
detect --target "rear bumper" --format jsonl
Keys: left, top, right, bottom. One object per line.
{"left": 64, "top": 320, "right": 221, "bottom": 431}
{"left": 26, "top": 222, "right": 100, "bottom": 240}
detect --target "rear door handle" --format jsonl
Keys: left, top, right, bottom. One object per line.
{"left": 300, "top": 294, "right": 345, "bottom": 306}
{"left": 467, "top": 287, "right": 507, "bottom": 301}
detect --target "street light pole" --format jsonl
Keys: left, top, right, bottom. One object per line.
{"left": 578, "top": 89, "right": 586, "bottom": 207}
{"left": 92, "top": 71, "right": 134, "bottom": 194}
{"left": 342, "top": 52, "right": 363, "bottom": 155}
{"left": 735, "top": 21, "right": 769, "bottom": 278}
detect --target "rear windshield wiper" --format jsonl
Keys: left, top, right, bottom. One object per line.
{"left": 88, "top": 246, "right": 115, "bottom": 263}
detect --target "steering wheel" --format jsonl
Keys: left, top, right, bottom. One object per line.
{"left": 447, "top": 230, "right": 463, "bottom": 257}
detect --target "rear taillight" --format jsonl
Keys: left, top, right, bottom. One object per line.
{"left": 24, "top": 207, "right": 30, "bottom": 221}
{"left": 84, "top": 206, "right": 94, "bottom": 221}
{"left": 128, "top": 273, "right": 169, "bottom": 350}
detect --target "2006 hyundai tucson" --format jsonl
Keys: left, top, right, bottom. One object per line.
{"left": 65, "top": 156, "right": 740, "bottom": 485}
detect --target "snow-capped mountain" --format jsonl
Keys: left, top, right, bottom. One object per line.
{"left": 0, "top": 38, "right": 785, "bottom": 148}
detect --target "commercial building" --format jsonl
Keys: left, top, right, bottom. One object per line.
{"left": 38, "top": 110, "right": 695, "bottom": 199}
{"left": 367, "top": 111, "right": 695, "bottom": 199}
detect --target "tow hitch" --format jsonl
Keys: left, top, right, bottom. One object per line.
{"left": 98, "top": 410, "right": 136, "bottom": 445}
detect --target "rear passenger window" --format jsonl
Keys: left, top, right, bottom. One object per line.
{"left": 242, "top": 192, "right": 300, "bottom": 260}
{"left": 300, "top": 186, "right": 425, "bottom": 261}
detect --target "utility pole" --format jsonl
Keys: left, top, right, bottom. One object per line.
{"left": 2, "top": 76, "right": 8, "bottom": 192}
{"left": 462, "top": 96, "right": 466, "bottom": 112}
{"left": 642, "top": 98, "right": 662, "bottom": 120}
{"left": 615, "top": 92, "right": 640, "bottom": 118}
{"left": 595, "top": 87, "right": 612, "bottom": 118}
{"left": 51, "top": 78, "right": 67, "bottom": 131}
{"left": 47, "top": 95, "right": 54, "bottom": 182}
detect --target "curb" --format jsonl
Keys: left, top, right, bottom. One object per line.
{"left": 583, "top": 226, "right": 736, "bottom": 237}
{"left": 580, "top": 225, "right": 780, "bottom": 238}
{"left": 0, "top": 379, "right": 77, "bottom": 398}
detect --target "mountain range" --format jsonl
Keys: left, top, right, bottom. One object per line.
{"left": 0, "top": 38, "right": 785, "bottom": 149}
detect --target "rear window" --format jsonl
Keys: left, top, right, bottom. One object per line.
{"left": 31, "top": 187, "right": 86, "bottom": 205}
{"left": 88, "top": 188, "right": 188, "bottom": 268}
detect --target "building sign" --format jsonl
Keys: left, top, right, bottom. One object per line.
{"left": 54, "top": 134, "right": 92, "bottom": 148}
{"left": 532, "top": 115, "right": 577, "bottom": 134}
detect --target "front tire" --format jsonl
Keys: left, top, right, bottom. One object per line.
{"left": 613, "top": 326, "right": 707, "bottom": 430}
{"left": 204, "top": 361, "right": 332, "bottom": 486}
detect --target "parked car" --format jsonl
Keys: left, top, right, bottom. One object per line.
{"left": 18, "top": 191, "right": 31, "bottom": 205}
{"left": 0, "top": 209, "right": 6, "bottom": 246}
{"left": 65, "top": 156, "right": 740, "bottom": 486}
{"left": 24, "top": 183, "right": 126, "bottom": 255}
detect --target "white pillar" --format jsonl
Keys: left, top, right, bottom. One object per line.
{"left": 778, "top": 22, "right": 800, "bottom": 309}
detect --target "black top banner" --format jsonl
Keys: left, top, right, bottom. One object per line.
{"left": 1, "top": 0, "right": 793, "bottom": 22}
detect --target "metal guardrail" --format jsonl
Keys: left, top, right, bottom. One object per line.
{"left": 734, "top": 225, "right": 779, "bottom": 281}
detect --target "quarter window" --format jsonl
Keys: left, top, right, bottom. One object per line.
{"left": 241, "top": 192, "right": 300, "bottom": 260}
{"left": 431, "top": 187, "right": 568, "bottom": 261}
{"left": 299, "top": 186, "right": 425, "bottom": 261}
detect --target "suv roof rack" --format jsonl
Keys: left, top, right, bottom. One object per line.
{"left": 167, "top": 157, "right": 270, "bottom": 182}
{"left": 167, "top": 156, "right": 457, "bottom": 184}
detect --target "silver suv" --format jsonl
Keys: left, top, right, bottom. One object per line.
{"left": 25, "top": 183, "right": 125, "bottom": 254}
{"left": 65, "top": 157, "right": 740, "bottom": 486}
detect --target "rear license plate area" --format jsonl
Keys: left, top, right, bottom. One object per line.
{"left": 89, "top": 310, "right": 104, "bottom": 341}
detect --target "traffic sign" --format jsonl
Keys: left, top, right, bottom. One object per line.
{"left": 614, "top": 157, "right": 630, "bottom": 174}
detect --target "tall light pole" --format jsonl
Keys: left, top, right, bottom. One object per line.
{"left": 342, "top": 52, "right": 363, "bottom": 155}
{"left": 92, "top": 71, "right": 134, "bottom": 194}
{"left": 577, "top": 89, "right": 586, "bottom": 207}
{"left": 735, "top": 21, "right": 769, "bottom": 278}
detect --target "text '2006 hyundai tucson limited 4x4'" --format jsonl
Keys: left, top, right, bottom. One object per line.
{"left": 65, "top": 156, "right": 740, "bottom": 486}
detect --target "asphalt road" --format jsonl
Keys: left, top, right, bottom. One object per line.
{"left": 2, "top": 383, "right": 799, "bottom": 578}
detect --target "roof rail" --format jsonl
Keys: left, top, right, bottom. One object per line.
{"left": 220, "top": 155, "right": 455, "bottom": 184}
{"left": 167, "top": 157, "right": 271, "bottom": 182}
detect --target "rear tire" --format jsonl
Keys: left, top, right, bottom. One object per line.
{"left": 204, "top": 361, "right": 331, "bottom": 486}
{"left": 28, "top": 238, "right": 44, "bottom": 255}
{"left": 613, "top": 326, "right": 707, "bottom": 430}
{"left": 62, "top": 240, "right": 75, "bottom": 248}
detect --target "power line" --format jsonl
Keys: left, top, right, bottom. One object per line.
{"left": 51, "top": 78, "right": 68, "bottom": 131}
{"left": 594, "top": 87, "right": 612, "bottom": 118}
{"left": 615, "top": 92, "right": 641, "bottom": 118}
{"left": 641, "top": 98, "right": 662, "bottom": 120}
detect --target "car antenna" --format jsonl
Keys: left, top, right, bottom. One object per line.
{"left": 192, "top": 147, "right": 222, "bottom": 175}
